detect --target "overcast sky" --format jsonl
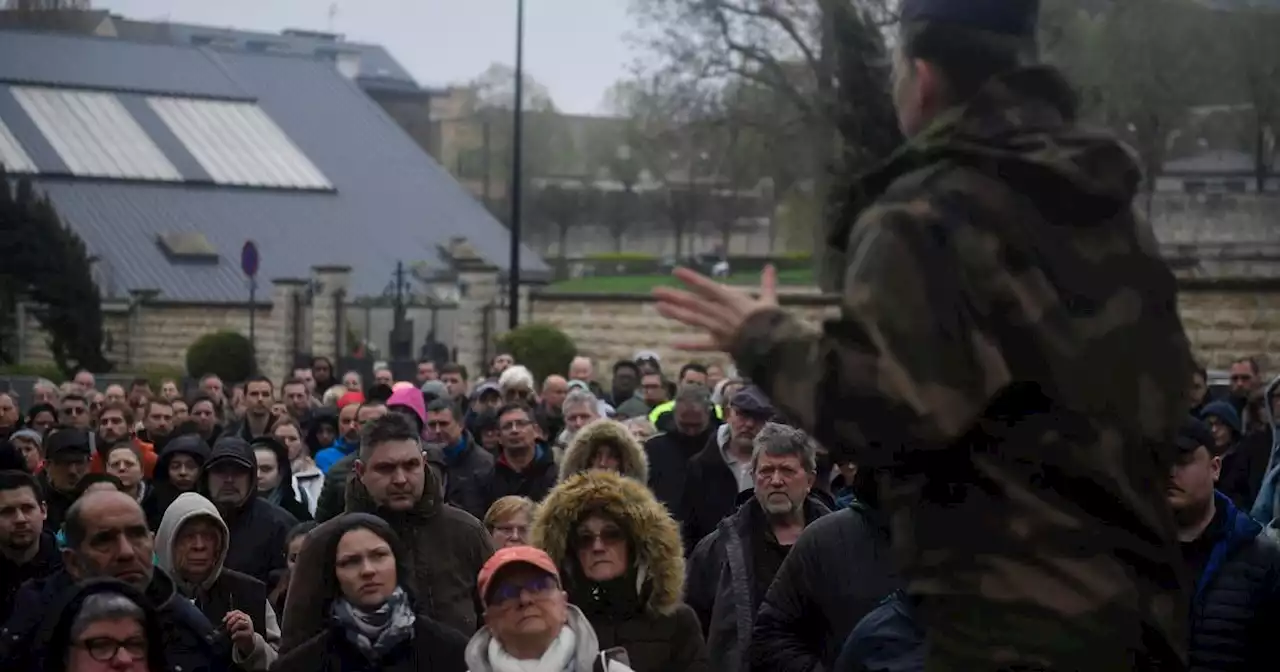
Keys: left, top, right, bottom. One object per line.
{"left": 96, "top": 0, "right": 637, "bottom": 115}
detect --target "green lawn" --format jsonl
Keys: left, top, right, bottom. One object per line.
{"left": 545, "top": 268, "right": 815, "bottom": 293}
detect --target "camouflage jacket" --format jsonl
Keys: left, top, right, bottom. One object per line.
{"left": 732, "top": 66, "right": 1196, "bottom": 671}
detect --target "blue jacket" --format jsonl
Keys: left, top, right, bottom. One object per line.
{"left": 1188, "top": 491, "right": 1280, "bottom": 671}
{"left": 835, "top": 590, "right": 925, "bottom": 672}
{"left": 0, "top": 568, "right": 232, "bottom": 672}
{"left": 314, "top": 437, "right": 355, "bottom": 473}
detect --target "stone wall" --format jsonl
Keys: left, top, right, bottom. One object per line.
{"left": 16, "top": 265, "right": 352, "bottom": 384}
{"left": 21, "top": 304, "right": 272, "bottom": 367}
{"left": 1178, "top": 282, "right": 1280, "bottom": 370}
{"left": 529, "top": 292, "right": 841, "bottom": 375}
{"left": 531, "top": 283, "right": 1280, "bottom": 378}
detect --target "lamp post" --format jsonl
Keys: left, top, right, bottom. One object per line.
{"left": 507, "top": 0, "right": 525, "bottom": 330}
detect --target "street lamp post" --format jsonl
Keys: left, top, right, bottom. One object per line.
{"left": 507, "top": 0, "right": 525, "bottom": 330}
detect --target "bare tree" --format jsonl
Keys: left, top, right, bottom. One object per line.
{"left": 629, "top": 0, "right": 898, "bottom": 289}
{"left": 1224, "top": 10, "right": 1280, "bottom": 190}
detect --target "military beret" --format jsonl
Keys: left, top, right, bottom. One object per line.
{"left": 901, "top": 0, "right": 1040, "bottom": 37}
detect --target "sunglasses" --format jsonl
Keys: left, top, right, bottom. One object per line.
{"left": 573, "top": 527, "right": 626, "bottom": 550}
{"left": 487, "top": 574, "right": 557, "bottom": 607}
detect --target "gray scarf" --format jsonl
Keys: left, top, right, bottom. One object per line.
{"left": 330, "top": 586, "right": 416, "bottom": 661}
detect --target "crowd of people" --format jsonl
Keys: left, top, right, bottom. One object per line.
{"left": 0, "top": 350, "right": 894, "bottom": 672}
{"left": 2, "top": 346, "right": 1274, "bottom": 672}
{"left": 8, "top": 0, "right": 1280, "bottom": 669}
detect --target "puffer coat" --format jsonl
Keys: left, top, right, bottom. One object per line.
{"left": 533, "top": 470, "right": 709, "bottom": 672}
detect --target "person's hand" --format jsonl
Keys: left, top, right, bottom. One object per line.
{"left": 223, "top": 610, "right": 255, "bottom": 656}
{"left": 652, "top": 265, "right": 779, "bottom": 352}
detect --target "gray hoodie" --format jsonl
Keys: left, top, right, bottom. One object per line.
{"left": 463, "top": 603, "right": 635, "bottom": 672}
{"left": 155, "top": 492, "right": 281, "bottom": 670}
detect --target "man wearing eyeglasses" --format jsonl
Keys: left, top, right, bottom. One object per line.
{"left": 477, "top": 403, "right": 558, "bottom": 513}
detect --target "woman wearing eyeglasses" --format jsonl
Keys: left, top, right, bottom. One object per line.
{"left": 484, "top": 495, "right": 537, "bottom": 549}
{"left": 531, "top": 470, "right": 708, "bottom": 672}
{"left": 273, "top": 513, "right": 468, "bottom": 672}
{"left": 34, "top": 578, "right": 166, "bottom": 672}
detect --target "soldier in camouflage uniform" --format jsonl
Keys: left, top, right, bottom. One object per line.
{"left": 652, "top": 0, "right": 1197, "bottom": 670}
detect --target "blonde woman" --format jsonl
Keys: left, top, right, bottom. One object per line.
{"left": 483, "top": 496, "right": 535, "bottom": 549}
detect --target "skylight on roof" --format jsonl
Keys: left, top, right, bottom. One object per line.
{"left": 11, "top": 87, "right": 182, "bottom": 181}
{"left": 147, "top": 97, "right": 332, "bottom": 190}
{"left": 0, "top": 116, "right": 35, "bottom": 174}
{"left": 157, "top": 231, "right": 219, "bottom": 263}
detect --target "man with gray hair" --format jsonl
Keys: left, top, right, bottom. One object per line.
{"left": 686, "top": 421, "right": 830, "bottom": 672}
{"left": 30, "top": 378, "right": 59, "bottom": 406}
{"left": 560, "top": 388, "right": 601, "bottom": 440}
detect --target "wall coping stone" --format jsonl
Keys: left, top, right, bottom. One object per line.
{"left": 146, "top": 299, "right": 272, "bottom": 309}
{"left": 531, "top": 290, "right": 842, "bottom": 307}
{"left": 1179, "top": 277, "right": 1280, "bottom": 291}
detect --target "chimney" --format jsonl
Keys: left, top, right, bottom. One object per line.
{"left": 335, "top": 50, "right": 360, "bottom": 79}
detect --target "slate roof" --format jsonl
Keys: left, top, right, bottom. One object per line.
{"left": 0, "top": 28, "right": 546, "bottom": 304}
{"left": 139, "top": 22, "right": 421, "bottom": 92}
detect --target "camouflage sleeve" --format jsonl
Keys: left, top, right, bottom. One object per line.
{"left": 731, "top": 199, "right": 1010, "bottom": 466}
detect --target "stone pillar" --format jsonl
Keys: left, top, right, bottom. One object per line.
{"left": 517, "top": 282, "right": 546, "bottom": 325}
{"left": 310, "top": 265, "right": 352, "bottom": 364}
{"left": 127, "top": 289, "right": 160, "bottom": 368}
{"left": 264, "top": 279, "right": 306, "bottom": 385}
{"left": 441, "top": 238, "right": 500, "bottom": 381}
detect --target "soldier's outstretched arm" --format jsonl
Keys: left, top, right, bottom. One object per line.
{"left": 731, "top": 201, "right": 1010, "bottom": 465}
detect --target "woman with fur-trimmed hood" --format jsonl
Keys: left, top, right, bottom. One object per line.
{"left": 559, "top": 419, "right": 649, "bottom": 483}
{"left": 533, "top": 470, "right": 709, "bottom": 672}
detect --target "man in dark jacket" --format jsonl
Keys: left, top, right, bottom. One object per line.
{"left": 679, "top": 387, "right": 772, "bottom": 551}
{"left": 221, "top": 376, "right": 278, "bottom": 441}
{"left": 1170, "top": 416, "right": 1280, "bottom": 670}
{"left": 37, "top": 427, "right": 92, "bottom": 532}
{"left": 425, "top": 397, "right": 493, "bottom": 520}
{"left": 282, "top": 413, "right": 494, "bottom": 650}
{"left": 0, "top": 490, "right": 231, "bottom": 671}
{"left": 750, "top": 500, "right": 900, "bottom": 672}
{"left": 478, "top": 403, "right": 557, "bottom": 510}
{"left": 198, "top": 436, "right": 297, "bottom": 584}
{"left": 653, "top": 1, "right": 1197, "bottom": 668}
{"left": 687, "top": 423, "right": 829, "bottom": 672}
{"left": 645, "top": 384, "right": 718, "bottom": 514}
{"left": 0, "top": 471, "right": 62, "bottom": 624}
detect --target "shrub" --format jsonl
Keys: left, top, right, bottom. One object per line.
{"left": 185, "top": 331, "right": 255, "bottom": 383}
{"left": 496, "top": 323, "right": 577, "bottom": 384}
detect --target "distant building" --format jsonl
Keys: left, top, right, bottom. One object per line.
{"left": 0, "top": 26, "right": 546, "bottom": 372}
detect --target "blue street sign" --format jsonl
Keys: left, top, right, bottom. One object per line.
{"left": 241, "top": 240, "right": 260, "bottom": 278}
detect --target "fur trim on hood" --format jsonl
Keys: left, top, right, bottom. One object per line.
{"left": 532, "top": 470, "right": 684, "bottom": 616}
{"left": 558, "top": 419, "right": 648, "bottom": 484}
